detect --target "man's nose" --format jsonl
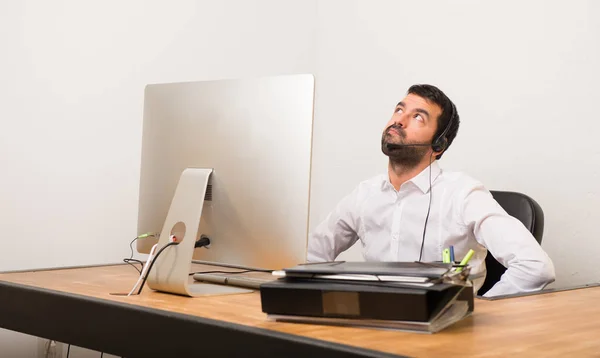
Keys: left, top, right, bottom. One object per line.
{"left": 393, "top": 113, "right": 408, "bottom": 127}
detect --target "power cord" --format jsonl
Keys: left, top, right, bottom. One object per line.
{"left": 122, "top": 234, "right": 213, "bottom": 296}
{"left": 195, "top": 235, "right": 210, "bottom": 249}
{"left": 126, "top": 234, "right": 174, "bottom": 296}
{"left": 189, "top": 237, "right": 273, "bottom": 276}
{"left": 126, "top": 235, "right": 257, "bottom": 295}
{"left": 134, "top": 233, "right": 213, "bottom": 295}
{"left": 135, "top": 241, "right": 179, "bottom": 295}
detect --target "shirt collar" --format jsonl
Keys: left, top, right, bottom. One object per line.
{"left": 409, "top": 160, "right": 442, "bottom": 194}
{"left": 382, "top": 161, "right": 442, "bottom": 194}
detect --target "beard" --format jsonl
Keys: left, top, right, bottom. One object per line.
{"left": 381, "top": 124, "right": 430, "bottom": 169}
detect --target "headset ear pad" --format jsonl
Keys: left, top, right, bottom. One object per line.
{"left": 432, "top": 102, "right": 455, "bottom": 153}
{"left": 432, "top": 137, "right": 448, "bottom": 153}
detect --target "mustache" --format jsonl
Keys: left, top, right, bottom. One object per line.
{"left": 385, "top": 124, "right": 406, "bottom": 138}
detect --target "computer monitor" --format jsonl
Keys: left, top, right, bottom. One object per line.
{"left": 135, "top": 74, "right": 314, "bottom": 295}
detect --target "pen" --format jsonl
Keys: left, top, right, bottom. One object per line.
{"left": 456, "top": 249, "right": 475, "bottom": 272}
{"left": 449, "top": 245, "right": 455, "bottom": 263}
{"left": 442, "top": 248, "right": 451, "bottom": 264}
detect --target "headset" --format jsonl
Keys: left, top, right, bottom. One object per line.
{"left": 419, "top": 101, "right": 457, "bottom": 261}
{"left": 430, "top": 101, "right": 457, "bottom": 153}
{"left": 385, "top": 99, "right": 457, "bottom": 261}
{"left": 385, "top": 101, "right": 456, "bottom": 154}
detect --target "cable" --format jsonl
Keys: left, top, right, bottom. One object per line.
{"left": 127, "top": 242, "right": 160, "bottom": 296}
{"left": 127, "top": 234, "right": 210, "bottom": 296}
{"left": 123, "top": 234, "right": 155, "bottom": 273}
{"left": 190, "top": 260, "right": 273, "bottom": 273}
{"left": 66, "top": 344, "right": 71, "bottom": 358}
{"left": 136, "top": 241, "right": 179, "bottom": 295}
{"left": 100, "top": 352, "right": 104, "bottom": 358}
{"left": 195, "top": 235, "right": 211, "bottom": 248}
{"left": 189, "top": 237, "right": 273, "bottom": 275}
{"left": 189, "top": 237, "right": 273, "bottom": 276}
{"left": 189, "top": 270, "right": 251, "bottom": 276}
{"left": 123, "top": 259, "right": 144, "bottom": 274}
{"left": 188, "top": 269, "right": 274, "bottom": 276}
{"left": 127, "top": 235, "right": 270, "bottom": 295}
{"left": 123, "top": 237, "right": 142, "bottom": 273}
{"left": 129, "top": 236, "right": 139, "bottom": 253}
{"left": 418, "top": 152, "right": 435, "bottom": 262}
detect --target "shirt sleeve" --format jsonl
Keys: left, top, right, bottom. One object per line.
{"left": 306, "top": 187, "right": 361, "bottom": 262}
{"left": 459, "top": 183, "right": 556, "bottom": 297}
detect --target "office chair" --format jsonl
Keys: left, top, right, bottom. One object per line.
{"left": 477, "top": 190, "right": 545, "bottom": 296}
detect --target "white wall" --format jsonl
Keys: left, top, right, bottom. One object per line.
{"left": 0, "top": 0, "right": 316, "bottom": 271}
{"left": 310, "top": 0, "right": 600, "bottom": 288}
{"left": 0, "top": 0, "right": 316, "bottom": 356}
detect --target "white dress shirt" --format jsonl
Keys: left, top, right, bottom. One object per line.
{"left": 307, "top": 161, "right": 555, "bottom": 297}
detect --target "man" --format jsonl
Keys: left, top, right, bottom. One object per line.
{"left": 307, "top": 84, "right": 555, "bottom": 297}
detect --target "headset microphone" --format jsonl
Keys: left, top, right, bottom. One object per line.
{"left": 386, "top": 142, "right": 432, "bottom": 150}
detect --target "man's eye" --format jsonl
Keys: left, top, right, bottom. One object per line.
{"left": 395, "top": 107, "right": 403, "bottom": 113}
{"left": 414, "top": 114, "right": 424, "bottom": 122}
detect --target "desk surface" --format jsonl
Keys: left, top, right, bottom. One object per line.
{"left": 1, "top": 264, "right": 599, "bottom": 357}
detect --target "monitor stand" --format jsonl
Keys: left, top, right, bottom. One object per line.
{"left": 146, "top": 168, "right": 251, "bottom": 297}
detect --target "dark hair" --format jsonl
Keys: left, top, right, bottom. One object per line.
{"left": 407, "top": 84, "right": 459, "bottom": 159}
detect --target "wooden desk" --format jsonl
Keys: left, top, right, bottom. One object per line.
{"left": 0, "top": 264, "right": 599, "bottom": 357}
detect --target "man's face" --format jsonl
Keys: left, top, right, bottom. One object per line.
{"left": 381, "top": 93, "right": 442, "bottom": 166}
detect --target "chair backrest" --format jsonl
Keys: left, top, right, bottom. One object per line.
{"left": 477, "top": 190, "right": 545, "bottom": 296}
